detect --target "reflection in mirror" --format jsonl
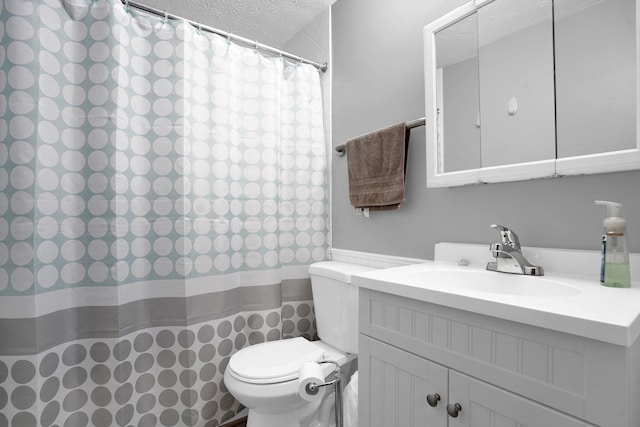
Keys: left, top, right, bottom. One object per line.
{"left": 555, "top": 0, "right": 636, "bottom": 158}
{"left": 435, "top": 12, "right": 480, "bottom": 173}
{"left": 425, "top": 0, "right": 640, "bottom": 188}
{"left": 477, "top": 0, "right": 555, "bottom": 167}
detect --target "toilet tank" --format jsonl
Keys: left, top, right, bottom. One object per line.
{"left": 308, "top": 261, "right": 379, "bottom": 354}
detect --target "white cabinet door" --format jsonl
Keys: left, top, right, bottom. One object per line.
{"left": 359, "top": 335, "right": 448, "bottom": 427}
{"left": 448, "top": 371, "right": 597, "bottom": 427}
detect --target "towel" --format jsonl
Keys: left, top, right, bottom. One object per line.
{"left": 346, "top": 122, "right": 409, "bottom": 211}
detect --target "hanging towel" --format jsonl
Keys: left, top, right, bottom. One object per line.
{"left": 347, "top": 122, "right": 410, "bottom": 211}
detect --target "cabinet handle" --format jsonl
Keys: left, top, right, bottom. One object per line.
{"left": 447, "top": 403, "right": 462, "bottom": 418}
{"left": 426, "top": 393, "right": 441, "bottom": 407}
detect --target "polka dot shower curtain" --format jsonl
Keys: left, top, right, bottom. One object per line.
{"left": 0, "top": 0, "right": 328, "bottom": 426}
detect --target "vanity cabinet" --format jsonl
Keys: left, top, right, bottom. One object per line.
{"left": 359, "top": 336, "right": 448, "bottom": 426}
{"left": 360, "top": 336, "right": 594, "bottom": 427}
{"left": 359, "top": 288, "right": 640, "bottom": 427}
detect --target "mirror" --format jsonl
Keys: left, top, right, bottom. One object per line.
{"left": 555, "top": 0, "right": 636, "bottom": 159}
{"left": 424, "top": 0, "right": 640, "bottom": 188}
{"left": 435, "top": 12, "right": 481, "bottom": 173}
{"left": 477, "top": 0, "right": 555, "bottom": 168}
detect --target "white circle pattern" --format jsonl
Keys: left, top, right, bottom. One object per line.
{"left": 0, "top": 0, "right": 327, "bottom": 296}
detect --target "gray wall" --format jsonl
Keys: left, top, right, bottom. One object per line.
{"left": 479, "top": 19, "right": 556, "bottom": 167}
{"left": 442, "top": 56, "right": 481, "bottom": 172}
{"left": 331, "top": 0, "right": 640, "bottom": 260}
{"left": 555, "top": 0, "right": 636, "bottom": 158}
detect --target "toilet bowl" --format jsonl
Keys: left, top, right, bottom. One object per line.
{"left": 224, "top": 261, "right": 379, "bottom": 427}
{"left": 224, "top": 338, "right": 350, "bottom": 427}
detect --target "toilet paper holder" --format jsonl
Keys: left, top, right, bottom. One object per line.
{"left": 304, "top": 360, "right": 344, "bottom": 427}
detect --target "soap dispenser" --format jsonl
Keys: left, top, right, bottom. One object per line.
{"left": 595, "top": 200, "right": 631, "bottom": 288}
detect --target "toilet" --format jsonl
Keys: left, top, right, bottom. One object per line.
{"left": 224, "top": 261, "right": 378, "bottom": 427}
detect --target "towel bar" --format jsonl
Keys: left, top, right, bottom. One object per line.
{"left": 334, "top": 118, "right": 426, "bottom": 156}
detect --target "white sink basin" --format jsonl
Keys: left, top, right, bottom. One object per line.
{"left": 414, "top": 269, "right": 581, "bottom": 297}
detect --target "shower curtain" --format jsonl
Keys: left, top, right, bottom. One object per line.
{"left": 0, "top": 0, "right": 328, "bottom": 426}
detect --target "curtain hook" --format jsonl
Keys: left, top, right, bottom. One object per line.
{"left": 254, "top": 40, "right": 259, "bottom": 54}
{"left": 197, "top": 22, "right": 202, "bottom": 34}
{"left": 296, "top": 55, "right": 303, "bottom": 67}
{"left": 123, "top": 0, "right": 130, "bottom": 13}
{"left": 162, "top": 10, "right": 168, "bottom": 25}
{"left": 226, "top": 32, "right": 232, "bottom": 45}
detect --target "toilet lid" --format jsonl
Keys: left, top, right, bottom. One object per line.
{"left": 228, "top": 337, "right": 325, "bottom": 384}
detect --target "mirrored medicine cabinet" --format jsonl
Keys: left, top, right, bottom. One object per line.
{"left": 424, "top": 0, "right": 640, "bottom": 187}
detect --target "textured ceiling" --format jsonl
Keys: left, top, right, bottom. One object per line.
{"left": 436, "top": 0, "right": 607, "bottom": 67}
{"left": 133, "top": 0, "right": 336, "bottom": 48}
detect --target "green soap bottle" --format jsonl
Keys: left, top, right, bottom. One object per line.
{"left": 595, "top": 201, "right": 631, "bottom": 288}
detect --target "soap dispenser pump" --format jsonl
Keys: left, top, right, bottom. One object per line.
{"left": 595, "top": 200, "right": 631, "bottom": 288}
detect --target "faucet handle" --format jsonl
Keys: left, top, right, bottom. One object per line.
{"left": 490, "top": 224, "right": 521, "bottom": 250}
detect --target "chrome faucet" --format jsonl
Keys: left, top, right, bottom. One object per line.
{"left": 486, "top": 224, "right": 544, "bottom": 276}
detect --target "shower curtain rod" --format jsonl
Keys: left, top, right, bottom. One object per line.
{"left": 120, "top": 0, "right": 328, "bottom": 73}
{"left": 334, "top": 117, "right": 426, "bottom": 155}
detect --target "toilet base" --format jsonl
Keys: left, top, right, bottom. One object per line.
{"left": 246, "top": 401, "right": 323, "bottom": 427}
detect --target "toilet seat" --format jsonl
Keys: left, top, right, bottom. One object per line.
{"left": 227, "top": 337, "right": 325, "bottom": 385}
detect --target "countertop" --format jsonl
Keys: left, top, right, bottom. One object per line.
{"left": 352, "top": 260, "right": 640, "bottom": 347}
